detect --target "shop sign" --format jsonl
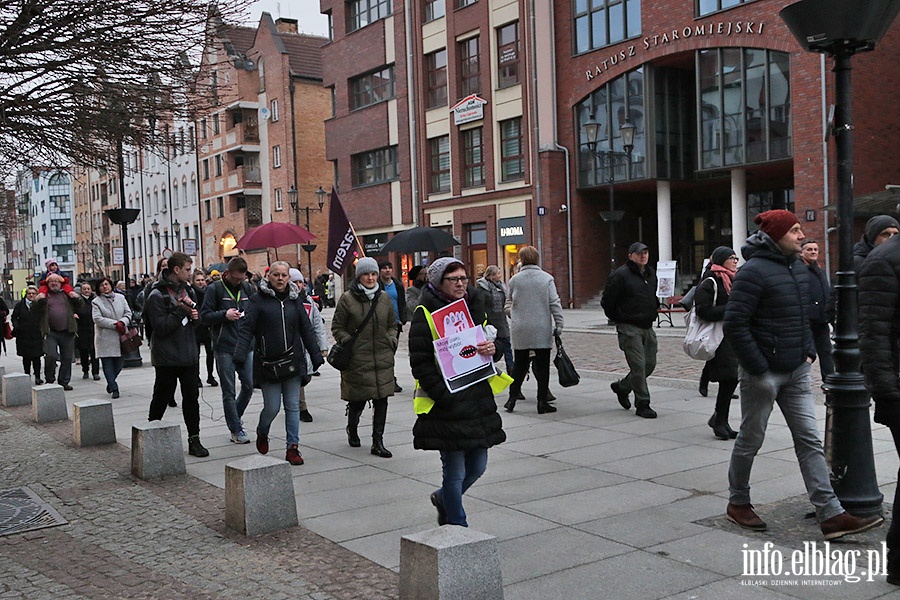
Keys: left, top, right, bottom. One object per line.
{"left": 498, "top": 217, "right": 527, "bottom": 245}
{"left": 364, "top": 235, "right": 386, "bottom": 255}
{"left": 451, "top": 94, "right": 488, "bottom": 125}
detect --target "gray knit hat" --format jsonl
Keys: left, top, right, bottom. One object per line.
{"left": 427, "top": 257, "right": 465, "bottom": 288}
{"left": 354, "top": 257, "right": 379, "bottom": 278}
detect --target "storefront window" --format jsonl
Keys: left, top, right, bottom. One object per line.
{"left": 697, "top": 48, "right": 791, "bottom": 170}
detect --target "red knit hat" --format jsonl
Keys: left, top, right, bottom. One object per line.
{"left": 755, "top": 210, "right": 799, "bottom": 242}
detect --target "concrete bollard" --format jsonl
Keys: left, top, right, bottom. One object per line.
{"left": 2, "top": 373, "right": 33, "bottom": 407}
{"left": 73, "top": 399, "right": 116, "bottom": 446}
{"left": 225, "top": 455, "right": 298, "bottom": 537}
{"left": 400, "top": 527, "right": 504, "bottom": 600}
{"left": 32, "top": 384, "right": 68, "bottom": 423}
{"left": 131, "top": 422, "right": 186, "bottom": 480}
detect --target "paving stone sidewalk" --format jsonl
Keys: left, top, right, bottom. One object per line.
{"left": 0, "top": 406, "right": 397, "bottom": 600}
{"left": 0, "top": 307, "right": 893, "bottom": 599}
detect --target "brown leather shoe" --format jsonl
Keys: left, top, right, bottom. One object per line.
{"left": 820, "top": 511, "right": 883, "bottom": 541}
{"left": 726, "top": 503, "right": 767, "bottom": 531}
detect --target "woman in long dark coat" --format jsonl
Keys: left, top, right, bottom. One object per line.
{"left": 12, "top": 285, "right": 44, "bottom": 384}
{"left": 75, "top": 281, "right": 100, "bottom": 380}
{"left": 694, "top": 246, "right": 740, "bottom": 440}
{"left": 409, "top": 257, "right": 506, "bottom": 527}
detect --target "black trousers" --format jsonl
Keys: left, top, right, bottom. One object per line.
{"left": 149, "top": 365, "right": 201, "bottom": 437}
{"left": 509, "top": 348, "right": 551, "bottom": 402}
{"left": 79, "top": 348, "right": 99, "bottom": 376}
{"left": 197, "top": 339, "right": 215, "bottom": 379}
{"left": 888, "top": 425, "right": 900, "bottom": 572}
{"left": 22, "top": 356, "right": 40, "bottom": 376}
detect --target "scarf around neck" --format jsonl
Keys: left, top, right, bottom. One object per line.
{"left": 710, "top": 264, "right": 734, "bottom": 294}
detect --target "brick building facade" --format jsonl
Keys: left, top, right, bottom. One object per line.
{"left": 320, "top": 0, "right": 900, "bottom": 305}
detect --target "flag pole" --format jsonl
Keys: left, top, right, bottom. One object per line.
{"left": 349, "top": 222, "right": 366, "bottom": 258}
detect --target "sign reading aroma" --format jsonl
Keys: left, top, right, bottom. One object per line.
{"left": 585, "top": 21, "right": 767, "bottom": 81}
{"left": 451, "top": 94, "right": 488, "bottom": 125}
{"left": 498, "top": 217, "right": 527, "bottom": 245}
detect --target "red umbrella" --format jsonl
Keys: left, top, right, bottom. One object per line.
{"left": 235, "top": 222, "right": 315, "bottom": 250}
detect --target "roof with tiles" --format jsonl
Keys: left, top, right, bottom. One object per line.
{"left": 280, "top": 34, "right": 327, "bottom": 81}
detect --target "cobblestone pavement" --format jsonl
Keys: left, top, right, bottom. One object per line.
{"left": 0, "top": 406, "right": 397, "bottom": 600}
{"left": 0, "top": 311, "right": 845, "bottom": 599}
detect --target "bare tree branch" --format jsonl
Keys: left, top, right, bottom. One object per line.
{"left": 0, "top": 0, "right": 253, "bottom": 175}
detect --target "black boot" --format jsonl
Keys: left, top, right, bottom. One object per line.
{"left": 346, "top": 402, "right": 364, "bottom": 448}
{"left": 537, "top": 400, "right": 557, "bottom": 414}
{"left": 370, "top": 398, "right": 392, "bottom": 458}
{"left": 708, "top": 412, "right": 731, "bottom": 441}
{"left": 504, "top": 394, "right": 517, "bottom": 413}
{"left": 188, "top": 435, "right": 209, "bottom": 457}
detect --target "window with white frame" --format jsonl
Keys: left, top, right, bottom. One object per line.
{"left": 273, "top": 145, "right": 282, "bottom": 168}
{"left": 271, "top": 99, "right": 280, "bottom": 122}
{"left": 274, "top": 188, "right": 283, "bottom": 211}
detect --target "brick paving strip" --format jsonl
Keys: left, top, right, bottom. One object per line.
{"left": 0, "top": 407, "right": 398, "bottom": 600}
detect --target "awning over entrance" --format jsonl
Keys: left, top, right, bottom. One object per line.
{"left": 822, "top": 186, "right": 900, "bottom": 216}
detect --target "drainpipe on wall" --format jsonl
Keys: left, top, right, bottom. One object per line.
{"left": 820, "top": 54, "right": 832, "bottom": 279}
{"left": 528, "top": 0, "right": 542, "bottom": 264}
{"left": 404, "top": 1, "right": 420, "bottom": 227}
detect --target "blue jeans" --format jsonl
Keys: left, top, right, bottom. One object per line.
{"left": 496, "top": 336, "right": 514, "bottom": 373}
{"left": 435, "top": 448, "right": 489, "bottom": 527}
{"left": 216, "top": 351, "right": 253, "bottom": 434}
{"left": 728, "top": 362, "right": 843, "bottom": 521}
{"left": 101, "top": 357, "right": 125, "bottom": 393}
{"left": 258, "top": 375, "right": 302, "bottom": 447}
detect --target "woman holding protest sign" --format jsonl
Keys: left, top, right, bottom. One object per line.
{"left": 409, "top": 257, "right": 506, "bottom": 527}
{"left": 332, "top": 257, "right": 398, "bottom": 458}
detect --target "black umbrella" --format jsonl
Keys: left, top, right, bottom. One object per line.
{"left": 206, "top": 262, "right": 228, "bottom": 274}
{"left": 378, "top": 226, "right": 459, "bottom": 254}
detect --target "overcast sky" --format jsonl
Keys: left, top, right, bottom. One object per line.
{"left": 243, "top": 0, "right": 330, "bottom": 36}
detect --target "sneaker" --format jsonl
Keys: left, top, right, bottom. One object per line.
{"left": 726, "top": 503, "right": 768, "bottom": 531}
{"left": 430, "top": 491, "right": 448, "bottom": 526}
{"left": 611, "top": 381, "right": 631, "bottom": 409}
{"left": 256, "top": 435, "right": 269, "bottom": 455}
{"left": 111, "top": 390, "right": 120, "bottom": 399}
{"left": 311, "top": 371, "right": 321, "bottom": 376}
{"left": 299, "top": 409, "right": 313, "bottom": 423}
{"left": 285, "top": 444, "right": 304, "bottom": 465}
{"left": 230, "top": 429, "right": 251, "bottom": 444}
{"left": 62, "top": 384, "right": 73, "bottom": 391}
{"left": 820, "top": 511, "right": 883, "bottom": 541}
{"left": 207, "top": 377, "right": 218, "bottom": 387}
{"left": 187, "top": 436, "right": 209, "bottom": 457}
{"left": 635, "top": 406, "right": 657, "bottom": 419}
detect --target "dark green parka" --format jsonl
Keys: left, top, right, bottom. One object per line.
{"left": 331, "top": 279, "right": 398, "bottom": 401}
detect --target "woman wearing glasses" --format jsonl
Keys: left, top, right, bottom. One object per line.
{"left": 694, "top": 246, "right": 740, "bottom": 440}
{"left": 332, "top": 257, "right": 398, "bottom": 458}
{"left": 503, "top": 246, "right": 565, "bottom": 414}
{"left": 409, "top": 257, "right": 505, "bottom": 527}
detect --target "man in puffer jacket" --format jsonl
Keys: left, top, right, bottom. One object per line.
{"left": 852, "top": 215, "right": 899, "bottom": 272}
{"left": 859, "top": 233, "right": 900, "bottom": 584}
{"left": 723, "top": 210, "right": 882, "bottom": 541}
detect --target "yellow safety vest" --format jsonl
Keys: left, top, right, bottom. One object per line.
{"left": 413, "top": 305, "right": 514, "bottom": 415}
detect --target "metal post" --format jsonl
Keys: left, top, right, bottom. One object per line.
{"left": 305, "top": 207, "right": 313, "bottom": 279}
{"left": 822, "top": 47, "right": 883, "bottom": 516}
{"left": 608, "top": 168, "right": 616, "bottom": 272}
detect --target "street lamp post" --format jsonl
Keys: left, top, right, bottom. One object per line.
{"left": 289, "top": 185, "right": 327, "bottom": 278}
{"left": 583, "top": 115, "right": 635, "bottom": 272}
{"left": 780, "top": 0, "right": 900, "bottom": 516}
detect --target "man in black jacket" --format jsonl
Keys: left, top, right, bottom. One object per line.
{"left": 799, "top": 239, "right": 834, "bottom": 378}
{"left": 723, "top": 210, "right": 881, "bottom": 540}
{"left": 145, "top": 252, "right": 208, "bottom": 457}
{"left": 860, "top": 233, "right": 900, "bottom": 584}
{"left": 201, "top": 257, "right": 255, "bottom": 444}
{"left": 601, "top": 242, "right": 659, "bottom": 418}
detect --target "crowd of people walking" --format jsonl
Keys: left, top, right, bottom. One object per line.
{"left": 8, "top": 208, "right": 900, "bottom": 579}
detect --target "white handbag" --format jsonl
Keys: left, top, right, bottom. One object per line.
{"left": 682, "top": 277, "right": 725, "bottom": 361}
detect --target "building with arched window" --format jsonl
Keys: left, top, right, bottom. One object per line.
{"left": 321, "top": 0, "right": 900, "bottom": 306}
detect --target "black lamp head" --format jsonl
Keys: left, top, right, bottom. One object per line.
{"left": 780, "top": 0, "right": 900, "bottom": 55}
